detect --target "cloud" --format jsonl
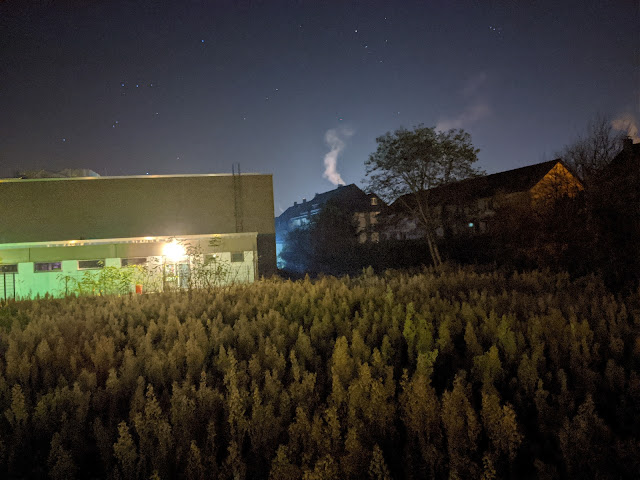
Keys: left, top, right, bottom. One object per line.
{"left": 436, "top": 102, "right": 491, "bottom": 132}
{"left": 323, "top": 127, "right": 353, "bottom": 185}
{"left": 436, "top": 72, "right": 491, "bottom": 132}
{"left": 612, "top": 113, "right": 640, "bottom": 143}
{"left": 461, "top": 71, "right": 488, "bottom": 97}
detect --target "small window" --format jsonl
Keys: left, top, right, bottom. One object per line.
{"left": 121, "top": 257, "right": 147, "bottom": 267}
{"left": 35, "top": 262, "right": 62, "bottom": 272}
{"left": 371, "top": 197, "right": 378, "bottom": 206}
{"left": 78, "top": 260, "right": 104, "bottom": 270}
{"left": 204, "top": 254, "right": 218, "bottom": 264}
{"left": 231, "top": 252, "right": 244, "bottom": 263}
{"left": 0, "top": 264, "right": 18, "bottom": 273}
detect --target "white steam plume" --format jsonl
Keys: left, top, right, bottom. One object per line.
{"left": 612, "top": 113, "right": 640, "bottom": 143}
{"left": 323, "top": 127, "right": 353, "bottom": 185}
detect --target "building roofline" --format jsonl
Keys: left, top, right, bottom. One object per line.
{"left": 390, "top": 159, "right": 573, "bottom": 207}
{"left": 0, "top": 173, "right": 270, "bottom": 183}
{"left": 0, "top": 232, "right": 259, "bottom": 250}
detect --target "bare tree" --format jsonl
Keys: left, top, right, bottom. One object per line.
{"left": 364, "top": 125, "right": 482, "bottom": 267}
{"left": 558, "top": 114, "right": 625, "bottom": 184}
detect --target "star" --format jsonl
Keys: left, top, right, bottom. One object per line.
{"left": 201, "top": 39, "right": 205, "bottom": 43}
{"left": 62, "top": 138, "right": 66, "bottom": 142}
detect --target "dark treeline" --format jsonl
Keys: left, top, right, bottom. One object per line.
{"left": 0, "top": 268, "right": 639, "bottom": 478}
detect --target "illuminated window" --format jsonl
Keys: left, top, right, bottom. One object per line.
{"left": 231, "top": 252, "right": 244, "bottom": 263}
{"left": 35, "top": 262, "right": 61, "bottom": 272}
{"left": 371, "top": 197, "right": 378, "bottom": 206}
{"left": 78, "top": 260, "right": 104, "bottom": 270}
{"left": 121, "top": 257, "right": 147, "bottom": 267}
{"left": 0, "top": 264, "right": 18, "bottom": 273}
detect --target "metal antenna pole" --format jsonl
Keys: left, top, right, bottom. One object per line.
{"left": 232, "top": 163, "right": 243, "bottom": 233}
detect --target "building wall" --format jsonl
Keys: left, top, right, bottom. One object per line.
{"left": 0, "top": 234, "right": 258, "bottom": 299}
{"left": 0, "top": 174, "right": 275, "bottom": 243}
{"left": 530, "top": 163, "right": 583, "bottom": 202}
{"left": 0, "top": 174, "right": 277, "bottom": 282}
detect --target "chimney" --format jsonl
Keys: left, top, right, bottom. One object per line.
{"left": 623, "top": 136, "right": 633, "bottom": 153}
{"left": 294, "top": 201, "right": 297, "bottom": 206}
{"left": 303, "top": 198, "right": 307, "bottom": 203}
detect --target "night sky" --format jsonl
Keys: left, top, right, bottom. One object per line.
{"left": 1, "top": 0, "right": 638, "bottom": 214}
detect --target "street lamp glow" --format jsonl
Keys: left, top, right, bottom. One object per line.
{"left": 163, "top": 241, "right": 186, "bottom": 262}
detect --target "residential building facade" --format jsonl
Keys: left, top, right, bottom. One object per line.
{"left": 386, "top": 159, "right": 584, "bottom": 240}
{"left": 275, "top": 184, "right": 383, "bottom": 267}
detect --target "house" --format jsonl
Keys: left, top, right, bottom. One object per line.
{"left": 387, "top": 159, "right": 584, "bottom": 240}
{"left": 275, "top": 184, "right": 383, "bottom": 267}
{"left": 0, "top": 172, "right": 276, "bottom": 299}
{"left": 602, "top": 137, "right": 640, "bottom": 178}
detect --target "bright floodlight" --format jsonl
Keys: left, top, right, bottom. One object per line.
{"left": 163, "top": 241, "right": 186, "bottom": 262}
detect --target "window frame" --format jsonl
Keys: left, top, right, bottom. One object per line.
{"left": 34, "top": 262, "right": 62, "bottom": 273}
{"left": 0, "top": 264, "right": 18, "bottom": 273}
{"left": 230, "top": 252, "right": 245, "bottom": 263}
{"left": 78, "top": 259, "right": 105, "bottom": 270}
{"left": 121, "top": 257, "right": 148, "bottom": 267}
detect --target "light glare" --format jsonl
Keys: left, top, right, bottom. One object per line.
{"left": 163, "top": 241, "right": 186, "bottom": 262}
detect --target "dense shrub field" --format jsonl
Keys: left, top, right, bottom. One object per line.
{"left": 0, "top": 267, "right": 639, "bottom": 479}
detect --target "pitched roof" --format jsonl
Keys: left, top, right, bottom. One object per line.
{"left": 392, "top": 159, "right": 567, "bottom": 208}
{"left": 277, "top": 184, "right": 382, "bottom": 222}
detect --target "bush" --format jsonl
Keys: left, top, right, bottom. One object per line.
{"left": 0, "top": 268, "right": 638, "bottom": 478}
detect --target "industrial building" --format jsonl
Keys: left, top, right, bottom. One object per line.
{"left": 0, "top": 172, "right": 276, "bottom": 299}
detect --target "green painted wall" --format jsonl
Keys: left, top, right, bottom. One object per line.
{"left": 0, "top": 233, "right": 263, "bottom": 299}
{"left": 4, "top": 249, "right": 256, "bottom": 299}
